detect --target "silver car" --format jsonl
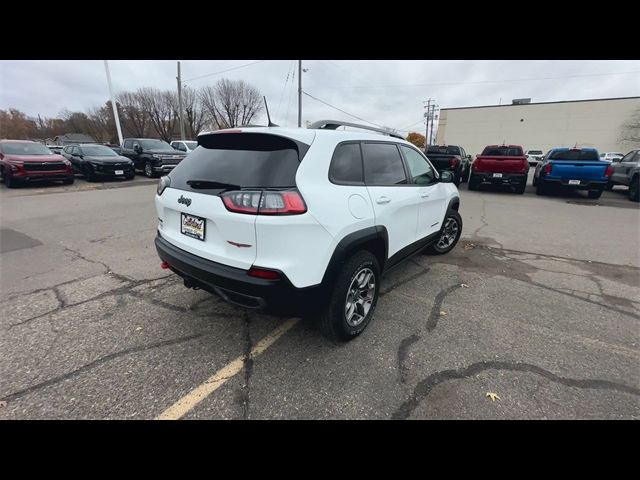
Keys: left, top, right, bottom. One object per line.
{"left": 606, "top": 149, "right": 640, "bottom": 202}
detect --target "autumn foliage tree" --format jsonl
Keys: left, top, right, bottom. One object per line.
{"left": 406, "top": 132, "right": 426, "bottom": 149}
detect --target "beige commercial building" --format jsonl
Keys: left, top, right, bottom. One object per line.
{"left": 435, "top": 96, "right": 640, "bottom": 157}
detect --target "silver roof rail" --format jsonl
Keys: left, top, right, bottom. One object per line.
{"left": 308, "top": 120, "right": 404, "bottom": 140}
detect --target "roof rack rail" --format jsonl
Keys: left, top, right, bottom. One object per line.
{"left": 308, "top": 120, "right": 404, "bottom": 140}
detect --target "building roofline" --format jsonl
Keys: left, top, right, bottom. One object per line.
{"left": 440, "top": 96, "right": 640, "bottom": 111}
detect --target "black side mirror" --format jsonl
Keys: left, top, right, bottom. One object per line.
{"left": 439, "top": 171, "right": 454, "bottom": 183}
{"left": 134, "top": 145, "right": 142, "bottom": 154}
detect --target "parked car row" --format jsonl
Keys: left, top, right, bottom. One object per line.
{"left": 424, "top": 143, "right": 639, "bottom": 202}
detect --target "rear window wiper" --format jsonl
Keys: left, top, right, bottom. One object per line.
{"left": 186, "top": 180, "right": 240, "bottom": 192}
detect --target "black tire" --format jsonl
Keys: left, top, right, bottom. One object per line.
{"left": 468, "top": 176, "right": 479, "bottom": 191}
{"left": 425, "top": 209, "right": 463, "bottom": 255}
{"left": 587, "top": 189, "right": 602, "bottom": 199}
{"left": 463, "top": 166, "right": 470, "bottom": 183}
{"left": 5, "top": 172, "right": 17, "bottom": 188}
{"left": 85, "top": 166, "right": 96, "bottom": 182}
{"left": 144, "top": 161, "right": 155, "bottom": 178}
{"left": 63, "top": 178, "right": 74, "bottom": 185}
{"left": 536, "top": 179, "right": 547, "bottom": 196}
{"left": 515, "top": 183, "right": 526, "bottom": 194}
{"left": 453, "top": 172, "right": 461, "bottom": 187}
{"left": 532, "top": 175, "right": 537, "bottom": 187}
{"left": 125, "top": 172, "right": 135, "bottom": 180}
{"left": 605, "top": 181, "right": 614, "bottom": 191}
{"left": 629, "top": 175, "right": 639, "bottom": 202}
{"left": 316, "top": 250, "right": 380, "bottom": 342}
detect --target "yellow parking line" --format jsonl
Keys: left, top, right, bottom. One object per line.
{"left": 156, "top": 317, "right": 299, "bottom": 420}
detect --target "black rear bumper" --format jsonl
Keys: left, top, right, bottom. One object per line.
{"left": 155, "top": 234, "right": 326, "bottom": 314}
{"left": 472, "top": 172, "right": 527, "bottom": 186}
{"left": 541, "top": 178, "right": 607, "bottom": 190}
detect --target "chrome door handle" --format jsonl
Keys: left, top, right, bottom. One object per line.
{"left": 420, "top": 192, "right": 430, "bottom": 198}
{"left": 376, "top": 196, "right": 391, "bottom": 204}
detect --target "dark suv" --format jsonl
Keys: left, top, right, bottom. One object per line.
{"left": 121, "top": 138, "right": 187, "bottom": 177}
{"left": 424, "top": 145, "right": 471, "bottom": 186}
{"left": 0, "top": 140, "right": 74, "bottom": 188}
{"left": 62, "top": 143, "right": 134, "bottom": 181}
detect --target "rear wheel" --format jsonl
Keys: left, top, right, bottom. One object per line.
{"left": 536, "top": 179, "right": 547, "bottom": 196}
{"left": 515, "top": 183, "right": 526, "bottom": 194}
{"left": 426, "top": 210, "right": 463, "bottom": 255}
{"left": 468, "top": 176, "right": 479, "bottom": 191}
{"left": 629, "top": 175, "right": 639, "bottom": 202}
{"left": 85, "top": 166, "right": 96, "bottom": 182}
{"left": 144, "top": 161, "right": 155, "bottom": 178}
{"left": 587, "top": 189, "right": 602, "bottom": 199}
{"left": 316, "top": 250, "right": 380, "bottom": 342}
{"left": 63, "top": 178, "right": 74, "bottom": 185}
{"left": 605, "top": 181, "right": 614, "bottom": 191}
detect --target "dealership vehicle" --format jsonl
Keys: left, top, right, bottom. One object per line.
{"left": 606, "top": 149, "right": 640, "bottom": 202}
{"left": 525, "top": 149, "right": 544, "bottom": 167}
{"left": 121, "top": 138, "right": 187, "bottom": 177}
{"left": 468, "top": 144, "right": 529, "bottom": 194}
{"left": 424, "top": 145, "right": 470, "bottom": 186}
{"left": 62, "top": 143, "right": 134, "bottom": 181}
{"left": 47, "top": 145, "right": 64, "bottom": 155}
{"left": 170, "top": 140, "right": 198, "bottom": 153}
{"left": 155, "top": 121, "right": 462, "bottom": 341}
{"left": 600, "top": 152, "right": 624, "bottom": 163}
{"left": 533, "top": 147, "right": 612, "bottom": 199}
{"left": 0, "top": 140, "right": 74, "bottom": 188}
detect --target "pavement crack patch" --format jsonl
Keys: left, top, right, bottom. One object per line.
{"left": 392, "top": 360, "right": 640, "bottom": 419}
{"left": 0, "top": 333, "right": 204, "bottom": 403}
{"left": 63, "top": 246, "right": 112, "bottom": 274}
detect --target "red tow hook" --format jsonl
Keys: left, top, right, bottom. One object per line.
{"left": 160, "top": 261, "right": 170, "bottom": 269}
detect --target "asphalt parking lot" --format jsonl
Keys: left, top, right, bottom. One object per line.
{"left": 1, "top": 171, "right": 638, "bottom": 419}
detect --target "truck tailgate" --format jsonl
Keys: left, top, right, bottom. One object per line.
{"left": 548, "top": 161, "right": 609, "bottom": 180}
{"left": 475, "top": 156, "right": 528, "bottom": 173}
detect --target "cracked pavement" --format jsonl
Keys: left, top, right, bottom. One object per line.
{"left": 0, "top": 172, "right": 639, "bottom": 419}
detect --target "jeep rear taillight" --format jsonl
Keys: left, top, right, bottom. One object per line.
{"left": 605, "top": 165, "right": 613, "bottom": 177}
{"left": 221, "top": 190, "right": 307, "bottom": 215}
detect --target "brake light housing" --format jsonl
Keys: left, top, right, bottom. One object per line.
{"left": 450, "top": 157, "right": 458, "bottom": 169}
{"left": 605, "top": 164, "right": 613, "bottom": 177}
{"left": 544, "top": 163, "right": 552, "bottom": 175}
{"left": 221, "top": 189, "right": 307, "bottom": 215}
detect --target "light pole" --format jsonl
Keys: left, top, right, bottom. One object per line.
{"left": 177, "top": 61, "right": 186, "bottom": 140}
{"left": 103, "top": 60, "right": 123, "bottom": 146}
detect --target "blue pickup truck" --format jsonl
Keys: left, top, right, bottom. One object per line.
{"left": 533, "top": 147, "right": 613, "bottom": 199}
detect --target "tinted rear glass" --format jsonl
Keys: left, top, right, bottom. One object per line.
{"left": 549, "top": 149, "right": 599, "bottom": 161}
{"left": 482, "top": 146, "right": 524, "bottom": 156}
{"left": 168, "top": 133, "right": 308, "bottom": 194}
{"left": 427, "top": 146, "right": 461, "bottom": 155}
{"left": 363, "top": 143, "right": 407, "bottom": 185}
{"left": 330, "top": 143, "right": 363, "bottom": 184}
{"left": 528, "top": 150, "right": 543, "bottom": 155}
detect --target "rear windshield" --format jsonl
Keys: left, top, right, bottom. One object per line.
{"left": 482, "top": 146, "right": 524, "bottom": 156}
{"left": 427, "top": 146, "right": 460, "bottom": 156}
{"left": 549, "top": 149, "right": 599, "bottom": 161}
{"left": 527, "top": 150, "right": 543, "bottom": 155}
{"left": 168, "top": 133, "right": 309, "bottom": 194}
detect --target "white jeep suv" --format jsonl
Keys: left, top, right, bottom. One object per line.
{"left": 155, "top": 120, "right": 462, "bottom": 340}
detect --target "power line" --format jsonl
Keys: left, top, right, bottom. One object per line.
{"left": 183, "top": 60, "right": 267, "bottom": 82}
{"left": 285, "top": 68, "right": 296, "bottom": 127}
{"left": 304, "top": 70, "right": 640, "bottom": 90}
{"left": 302, "top": 91, "right": 386, "bottom": 129}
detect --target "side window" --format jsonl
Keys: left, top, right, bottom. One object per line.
{"left": 123, "top": 140, "right": 133, "bottom": 149}
{"left": 329, "top": 143, "right": 363, "bottom": 184}
{"left": 362, "top": 143, "right": 407, "bottom": 185}
{"left": 177, "top": 143, "right": 186, "bottom": 152}
{"left": 621, "top": 152, "right": 635, "bottom": 162}
{"left": 132, "top": 141, "right": 141, "bottom": 150}
{"left": 635, "top": 152, "right": 640, "bottom": 162}
{"left": 400, "top": 146, "right": 436, "bottom": 185}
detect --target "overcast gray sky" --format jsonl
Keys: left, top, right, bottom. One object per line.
{"left": 1, "top": 60, "right": 639, "bottom": 134}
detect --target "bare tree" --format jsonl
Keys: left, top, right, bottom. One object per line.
{"left": 182, "top": 86, "right": 208, "bottom": 137}
{"left": 199, "top": 79, "right": 263, "bottom": 129}
{"left": 137, "top": 88, "right": 178, "bottom": 142}
{"left": 116, "top": 90, "right": 150, "bottom": 137}
{"left": 619, "top": 107, "right": 640, "bottom": 150}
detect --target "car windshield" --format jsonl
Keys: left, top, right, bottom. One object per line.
{"left": 185, "top": 142, "right": 198, "bottom": 150}
{"left": 549, "top": 149, "right": 599, "bottom": 161}
{"left": 140, "top": 139, "right": 172, "bottom": 150}
{"left": 528, "top": 150, "right": 543, "bottom": 155}
{"left": 80, "top": 145, "right": 118, "bottom": 156}
{"left": 1, "top": 142, "right": 52, "bottom": 155}
{"left": 427, "top": 146, "right": 461, "bottom": 155}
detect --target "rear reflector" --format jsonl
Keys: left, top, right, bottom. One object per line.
{"left": 248, "top": 267, "right": 281, "bottom": 280}
{"left": 160, "top": 261, "right": 170, "bottom": 269}
{"left": 450, "top": 158, "right": 458, "bottom": 169}
{"left": 544, "top": 163, "right": 552, "bottom": 175}
{"left": 605, "top": 165, "right": 613, "bottom": 177}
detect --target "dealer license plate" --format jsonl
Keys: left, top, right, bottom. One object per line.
{"left": 568, "top": 180, "right": 580, "bottom": 185}
{"left": 181, "top": 213, "right": 206, "bottom": 241}
{"left": 493, "top": 173, "right": 503, "bottom": 178}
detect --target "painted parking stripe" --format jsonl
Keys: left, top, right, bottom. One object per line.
{"left": 156, "top": 317, "right": 299, "bottom": 420}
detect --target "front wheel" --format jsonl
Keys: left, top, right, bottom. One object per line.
{"left": 605, "top": 181, "right": 614, "bottom": 191}
{"left": 426, "top": 210, "right": 463, "bottom": 255}
{"left": 515, "top": 183, "right": 526, "bottom": 194}
{"left": 144, "top": 161, "right": 156, "bottom": 178}
{"left": 4, "top": 173, "right": 17, "bottom": 188}
{"left": 316, "top": 250, "right": 380, "bottom": 341}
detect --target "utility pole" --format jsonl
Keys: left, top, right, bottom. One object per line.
{"left": 177, "top": 61, "right": 186, "bottom": 140}
{"left": 298, "top": 60, "right": 302, "bottom": 127}
{"left": 103, "top": 60, "right": 123, "bottom": 146}
{"left": 423, "top": 99, "right": 432, "bottom": 150}
{"left": 430, "top": 103, "right": 438, "bottom": 146}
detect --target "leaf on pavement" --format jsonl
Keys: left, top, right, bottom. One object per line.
{"left": 0, "top": 400, "right": 7, "bottom": 409}
{"left": 486, "top": 392, "right": 500, "bottom": 402}
{"left": 440, "top": 311, "right": 447, "bottom": 316}
{"left": 460, "top": 283, "right": 469, "bottom": 288}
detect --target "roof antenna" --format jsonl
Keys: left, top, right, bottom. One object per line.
{"left": 264, "top": 96, "right": 278, "bottom": 127}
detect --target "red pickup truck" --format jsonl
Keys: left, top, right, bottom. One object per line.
{"left": 468, "top": 144, "right": 529, "bottom": 194}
